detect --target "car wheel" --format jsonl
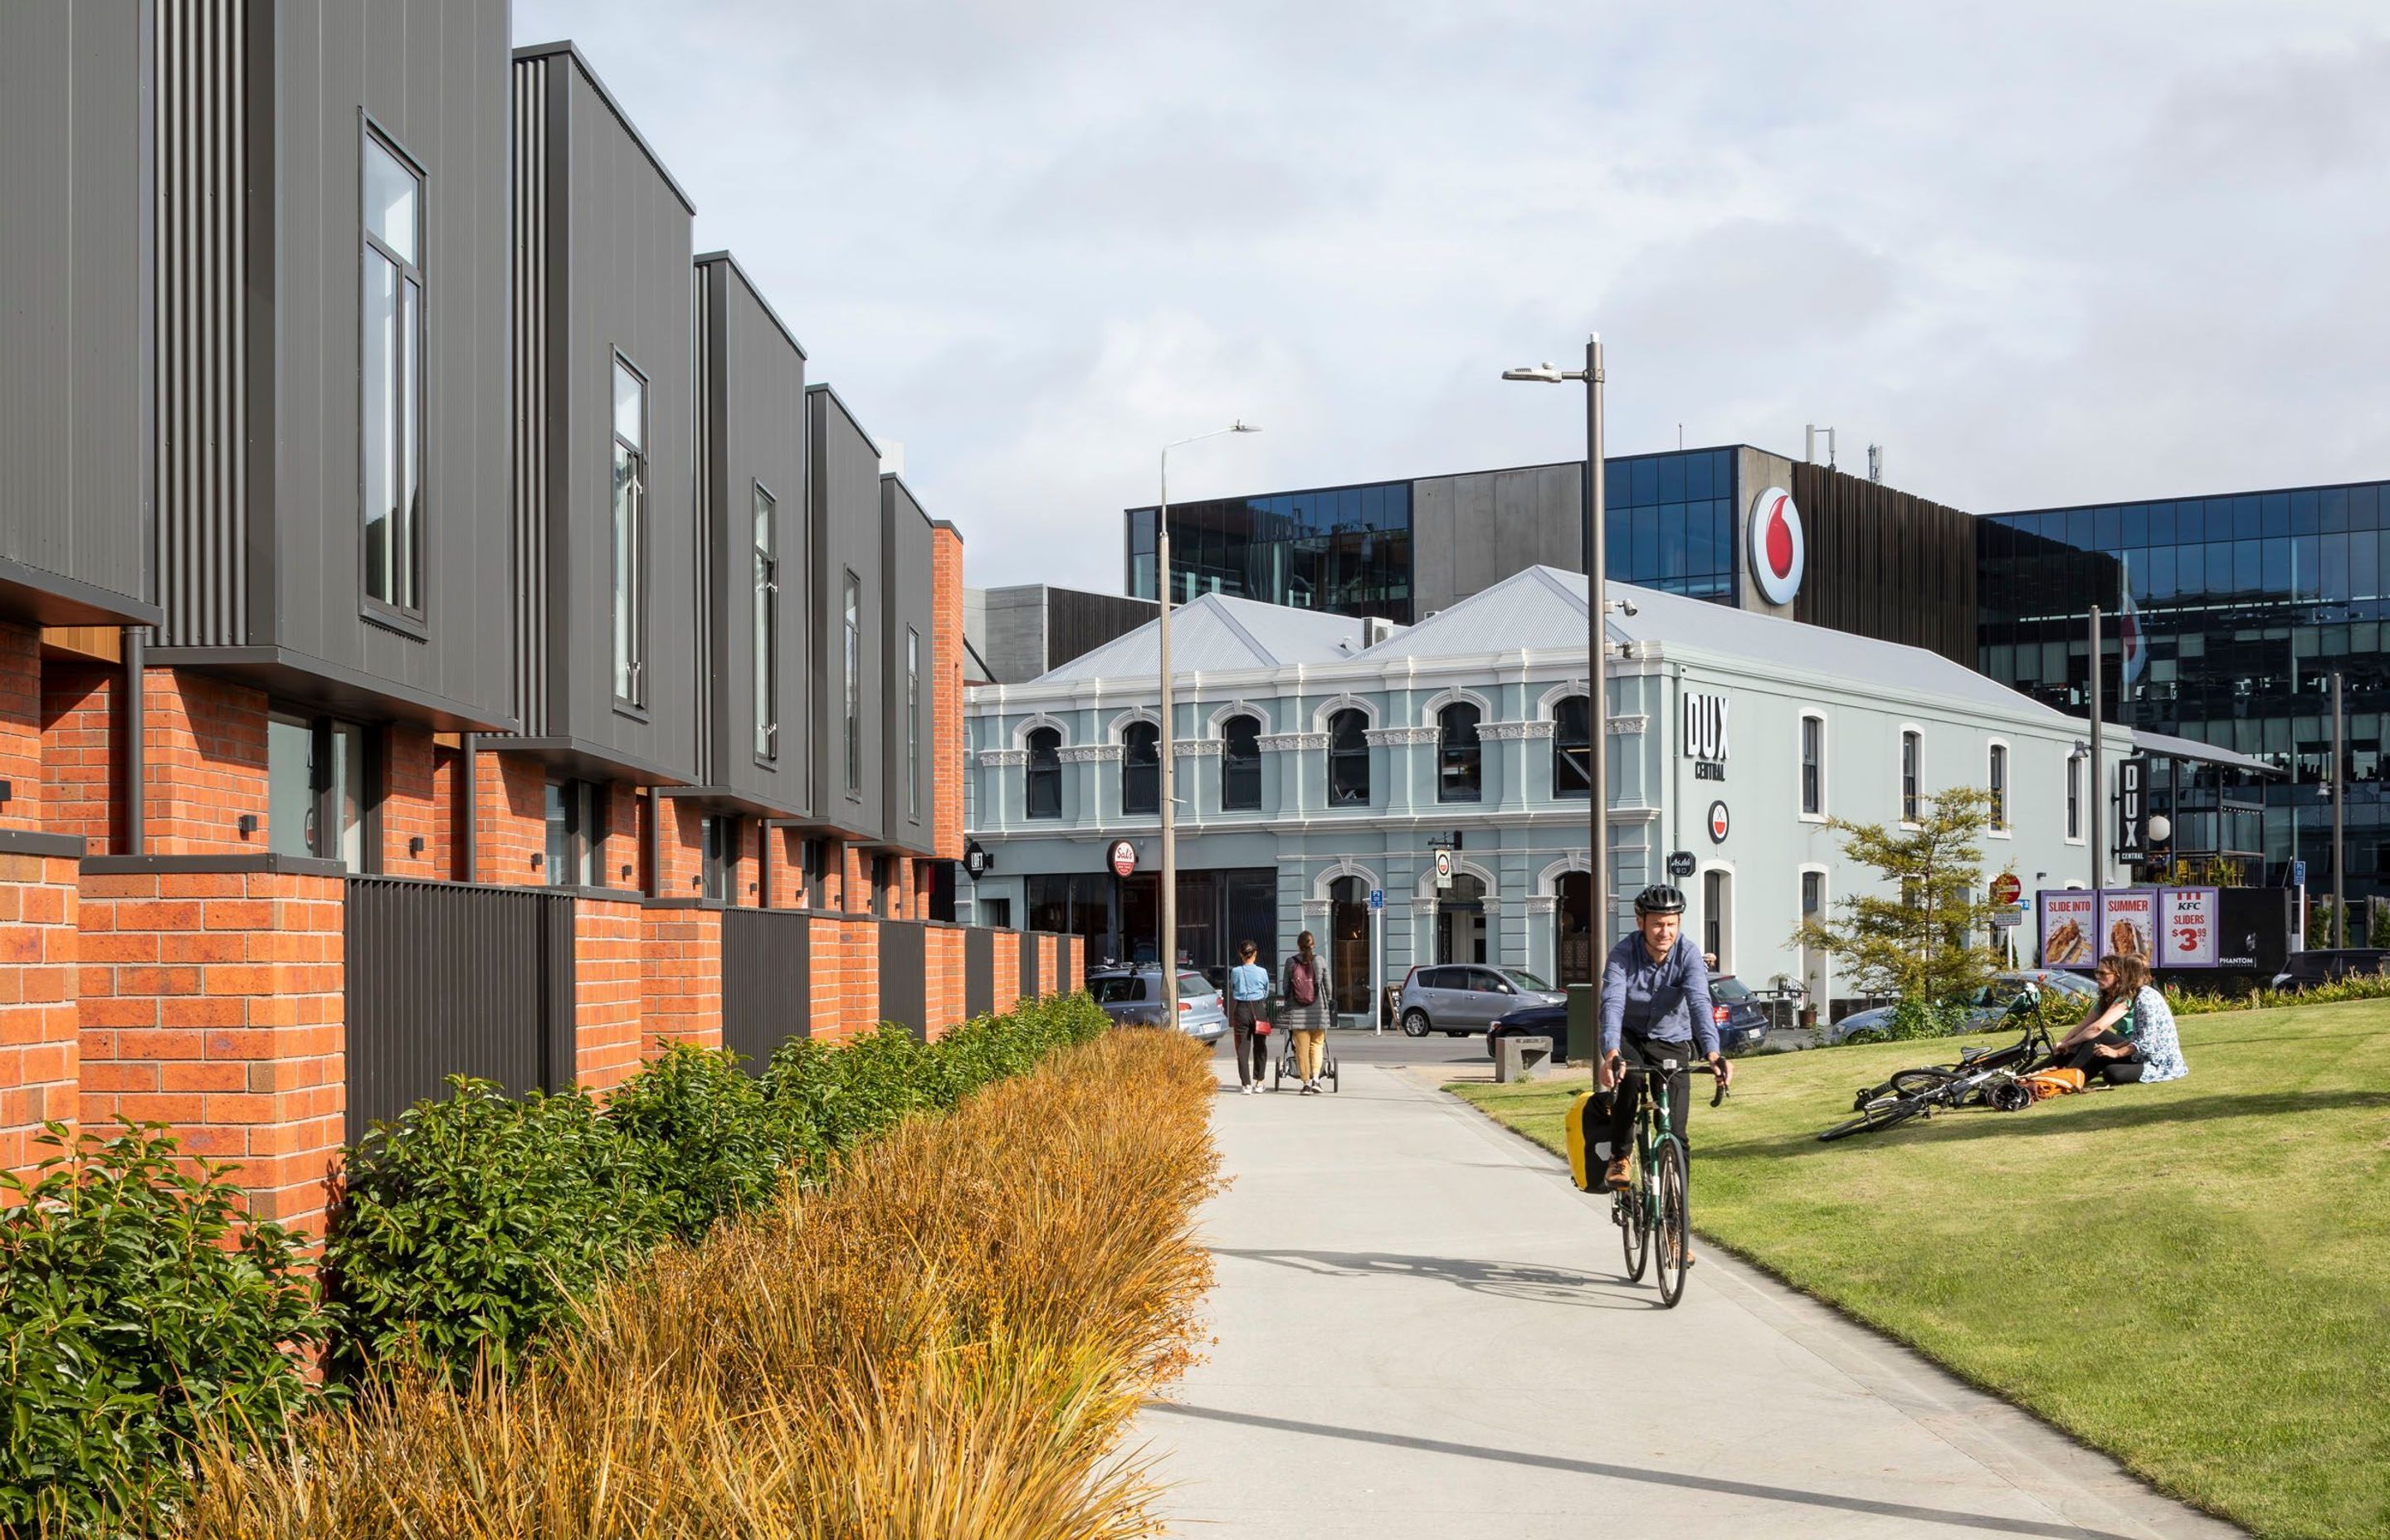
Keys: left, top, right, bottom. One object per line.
{"left": 1401, "top": 1010, "right": 1432, "bottom": 1038}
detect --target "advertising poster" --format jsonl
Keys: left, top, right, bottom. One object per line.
{"left": 2095, "top": 889, "right": 2158, "bottom": 965}
{"left": 2038, "top": 889, "right": 2096, "bottom": 967}
{"left": 2160, "top": 888, "right": 2221, "bottom": 968}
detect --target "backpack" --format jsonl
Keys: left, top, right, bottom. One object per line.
{"left": 2019, "top": 1067, "right": 2085, "bottom": 1101}
{"left": 1289, "top": 957, "right": 1318, "bottom": 1007}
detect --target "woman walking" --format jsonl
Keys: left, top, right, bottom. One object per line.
{"left": 1227, "top": 940, "right": 1273, "bottom": 1094}
{"left": 1280, "top": 929, "right": 1334, "bottom": 1094}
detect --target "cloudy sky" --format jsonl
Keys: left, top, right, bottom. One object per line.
{"left": 515, "top": 1, "right": 2390, "bottom": 592}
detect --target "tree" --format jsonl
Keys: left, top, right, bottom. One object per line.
{"left": 1794, "top": 786, "right": 2011, "bottom": 1005}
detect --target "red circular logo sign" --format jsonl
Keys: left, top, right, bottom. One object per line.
{"left": 1992, "top": 873, "right": 2022, "bottom": 906}
{"left": 1108, "top": 839, "right": 1137, "bottom": 878}
{"left": 1707, "top": 801, "right": 1730, "bottom": 844}
{"left": 1749, "top": 486, "right": 1805, "bottom": 606}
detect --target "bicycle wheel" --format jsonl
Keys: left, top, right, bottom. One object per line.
{"left": 1817, "top": 1096, "right": 1928, "bottom": 1143}
{"left": 1617, "top": 1159, "right": 1651, "bottom": 1282}
{"left": 1851, "top": 1067, "right": 1957, "bottom": 1111}
{"left": 1652, "top": 1137, "right": 1691, "bottom": 1309}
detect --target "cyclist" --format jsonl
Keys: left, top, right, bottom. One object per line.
{"left": 1595, "top": 884, "right": 1733, "bottom": 1198}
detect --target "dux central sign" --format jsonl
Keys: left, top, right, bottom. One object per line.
{"left": 1681, "top": 692, "right": 1729, "bottom": 782}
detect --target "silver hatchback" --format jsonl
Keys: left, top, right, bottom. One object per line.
{"left": 1397, "top": 964, "right": 1567, "bottom": 1037}
{"left": 1086, "top": 966, "right": 1228, "bottom": 1043}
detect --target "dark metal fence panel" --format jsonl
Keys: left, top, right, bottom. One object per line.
{"left": 723, "top": 908, "right": 811, "bottom": 1068}
{"left": 344, "top": 878, "right": 575, "bottom": 1145}
{"left": 879, "top": 919, "right": 927, "bottom": 1040}
{"left": 964, "top": 927, "right": 994, "bottom": 1020}
{"left": 1020, "top": 929, "right": 1041, "bottom": 1000}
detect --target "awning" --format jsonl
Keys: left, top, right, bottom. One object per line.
{"left": 2128, "top": 729, "right": 2280, "bottom": 777}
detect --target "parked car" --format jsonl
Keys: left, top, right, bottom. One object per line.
{"left": 1484, "top": 972, "right": 1772, "bottom": 1060}
{"left": 2270, "top": 948, "right": 2390, "bottom": 992}
{"left": 1823, "top": 969, "right": 2099, "bottom": 1045}
{"left": 1397, "top": 965, "right": 1568, "bottom": 1038}
{"left": 1085, "top": 966, "right": 1227, "bottom": 1043}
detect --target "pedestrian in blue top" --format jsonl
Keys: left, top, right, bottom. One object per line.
{"left": 1593, "top": 884, "right": 1731, "bottom": 1196}
{"left": 1227, "top": 939, "right": 1273, "bottom": 1094}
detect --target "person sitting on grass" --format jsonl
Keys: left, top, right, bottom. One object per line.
{"left": 2050, "top": 953, "right": 2188, "bottom": 1085}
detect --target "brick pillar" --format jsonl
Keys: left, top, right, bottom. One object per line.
{"left": 849, "top": 916, "right": 880, "bottom": 1038}
{"left": 641, "top": 903, "right": 723, "bottom": 1053}
{"left": 929, "top": 524, "right": 965, "bottom": 861}
{"left": 143, "top": 670, "right": 270, "bottom": 855}
{"left": 473, "top": 753, "right": 546, "bottom": 886}
{"left": 992, "top": 928, "right": 1022, "bottom": 1016}
{"left": 0, "top": 842, "right": 82, "bottom": 1177}
{"left": 839, "top": 841, "right": 867, "bottom": 914}
{"left": 925, "top": 925, "right": 963, "bottom": 1040}
{"left": 738, "top": 818, "right": 763, "bottom": 906}
{"left": 40, "top": 661, "right": 120, "bottom": 852}
{"left": 382, "top": 726, "right": 441, "bottom": 878}
{"left": 0, "top": 626, "right": 41, "bottom": 835}
{"left": 602, "top": 782, "right": 641, "bottom": 893}
{"left": 572, "top": 894, "right": 644, "bottom": 1092}
{"left": 654, "top": 797, "right": 705, "bottom": 900}
{"left": 76, "top": 860, "right": 344, "bottom": 1230}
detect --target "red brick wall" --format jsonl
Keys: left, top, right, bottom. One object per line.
{"left": 602, "top": 782, "right": 641, "bottom": 892}
{"left": 144, "top": 671, "right": 270, "bottom": 855}
{"left": 991, "top": 928, "right": 1021, "bottom": 1016}
{"left": 382, "top": 726, "right": 441, "bottom": 878}
{"left": 641, "top": 904, "right": 723, "bottom": 1052}
{"left": 654, "top": 797, "right": 705, "bottom": 900}
{"left": 803, "top": 913, "right": 884, "bottom": 1045}
{"left": 736, "top": 818, "right": 763, "bottom": 906}
{"left": 573, "top": 894, "right": 644, "bottom": 1093}
{"left": 0, "top": 852, "right": 80, "bottom": 1177}
{"left": 473, "top": 752, "right": 545, "bottom": 886}
{"left": 929, "top": 525, "right": 964, "bottom": 861}
{"left": 924, "top": 925, "right": 963, "bottom": 1039}
{"left": 76, "top": 866, "right": 344, "bottom": 1230}
{"left": 0, "top": 628, "right": 41, "bottom": 834}
{"left": 41, "top": 663, "right": 119, "bottom": 852}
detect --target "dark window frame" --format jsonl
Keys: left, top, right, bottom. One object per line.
{"left": 1121, "top": 720, "right": 1161, "bottom": 816}
{"left": 1326, "top": 708, "right": 1371, "bottom": 807}
{"left": 1988, "top": 741, "right": 2009, "bottom": 831}
{"left": 1220, "top": 713, "right": 1262, "bottom": 811}
{"left": 1900, "top": 729, "right": 1923, "bottom": 825}
{"left": 358, "top": 117, "right": 428, "bottom": 635}
{"left": 270, "top": 710, "right": 382, "bottom": 874}
{"left": 1800, "top": 712, "right": 1826, "bottom": 817}
{"left": 905, "top": 626, "right": 922, "bottom": 820}
{"left": 1552, "top": 694, "right": 1593, "bottom": 799}
{"left": 1025, "top": 727, "right": 1062, "bottom": 819}
{"left": 1436, "top": 701, "right": 1483, "bottom": 803}
{"left": 611, "top": 353, "right": 651, "bottom": 715}
{"left": 842, "top": 569, "right": 862, "bottom": 798}
{"left": 544, "top": 777, "right": 609, "bottom": 888}
{"left": 754, "top": 480, "right": 780, "bottom": 764}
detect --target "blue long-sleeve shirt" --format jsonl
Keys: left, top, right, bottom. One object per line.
{"left": 1598, "top": 933, "right": 1719, "bottom": 1059}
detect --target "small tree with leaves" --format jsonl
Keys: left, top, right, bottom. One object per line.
{"left": 1794, "top": 786, "right": 2012, "bottom": 1007}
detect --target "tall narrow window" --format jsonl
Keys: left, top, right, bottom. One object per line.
{"left": 1026, "top": 728, "right": 1062, "bottom": 819}
{"left": 905, "top": 627, "right": 921, "bottom": 819}
{"left": 1988, "top": 743, "right": 2009, "bottom": 830}
{"left": 1553, "top": 694, "right": 1592, "bottom": 799}
{"left": 754, "top": 485, "right": 778, "bottom": 759}
{"left": 1900, "top": 729, "right": 1922, "bottom": 823}
{"left": 1221, "top": 714, "right": 1261, "bottom": 811}
{"left": 1800, "top": 714, "right": 1825, "bottom": 816}
{"left": 1326, "top": 709, "right": 1370, "bottom": 806}
{"left": 612, "top": 360, "right": 647, "bottom": 705}
{"left": 1122, "top": 721, "right": 1160, "bottom": 816}
{"left": 842, "top": 571, "right": 861, "bottom": 797}
{"left": 362, "top": 133, "right": 423, "bottom": 615}
{"left": 2066, "top": 755, "right": 2083, "bottom": 841}
{"left": 1437, "top": 702, "right": 1482, "bottom": 802}
{"left": 1703, "top": 869, "right": 1727, "bottom": 967}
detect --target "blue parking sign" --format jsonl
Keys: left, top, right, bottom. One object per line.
{"left": 1368, "top": 888, "right": 1385, "bottom": 910}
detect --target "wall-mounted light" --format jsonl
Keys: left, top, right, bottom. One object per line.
{"left": 530, "top": 852, "right": 544, "bottom": 870}
{"left": 237, "top": 813, "right": 258, "bottom": 837}
{"left": 690, "top": 875, "right": 702, "bottom": 890}
{"left": 622, "top": 863, "right": 634, "bottom": 881}
{"left": 0, "top": 780, "right": 13, "bottom": 807}
{"left": 408, "top": 836, "right": 426, "bottom": 857}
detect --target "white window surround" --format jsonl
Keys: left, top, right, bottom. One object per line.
{"left": 1417, "top": 685, "right": 1494, "bottom": 727}
{"left": 1412, "top": 854, "right": 1500, "bottom": 908}
{"left": 1536, "top": 679, "right": 1593, "bottom": 719}
{"left": 1207, "top": 699, "right": 1271, "bottom": 737}
{"left": 1310, "top": 693, "right": 1380, "bottom": 733}
{"left": 1011, "top": 713, "right": 1071, "bottom": 751}
{"left": 1311, "top": 858, "right": 1384, "bottom": 902}
{"left": 1985, "top": 737, "right": 2012, "bottom": 839}
{"left": 1534, "top": 852, "right": 1593, "bottom": 894}
{"left": 1797, "top": 708, "right": 1828, "bottom": 823}
{"left": 2064, "top": 753, "right": 2086, "bottom": 846}
{"left": 1797, "top": 862, "right": 1831, "bottom": 999}
{"left": 1106, "top": 705, "right": 1161, "bottom": 744}
{"left": 1696, "top": 859, "right": 1736, "bottom": 977}
{"left": 1897, "top": 723, "right": 1924, "bottom": 828}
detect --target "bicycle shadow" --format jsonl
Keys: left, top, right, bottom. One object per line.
{"left": 1737, "top": 1087, "right": 2390, "bottom": 1161}
{"left": 1212, "top": 1245, "right": 1651, "bottom": 1310}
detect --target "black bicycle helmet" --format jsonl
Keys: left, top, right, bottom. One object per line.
{"left": 1633, "top": 883, "right": 1686, "bottom": 916}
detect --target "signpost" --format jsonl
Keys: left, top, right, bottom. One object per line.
{"left": 1990, "top": 872, "right": 2022, "bottom": 907}
{"left": 1369, "top": 889, "right": 1385, "bottom": 1035}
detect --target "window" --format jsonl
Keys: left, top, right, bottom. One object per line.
{"left": 267, "top": 714, "right": 371, "bottom": 872}
{"left": 700, "top": 816, "right": 732, "bottom": 904}
{"left": 1800, "top": 713, "right": 1826, "bottom": 817}
{"left": 2066, "top": 754, "right": 2084, "bottom": 841}
{"left": 1553, "top": 694, "right": 1593, "bottom": 799}
{"left": 981, "top": 897, "right": 1012, "bottom": 929}
{"left": 842, "top": 571, "right": 861, "bottom": 797}
{"left": 1988, "top": 743, "right": 2009, "bottom": 831}
{"left": 802, "top": 836, "right": 828, "bottom": 907}
{"left": 871, "top": 853, "right": 895, "bottom": 916}
{"left": 1900, "top": 729, "right": 1922, "bottom": 823}
{"left": 754, "top": 485, "right": 778, "bottom": 759}
{"left": 1703, "top": 869, "right": 1728, "bottom": 967}
{"left": 905, "top": 628, "right": 921, "bottom": 819}
{"left": 1122, "top": 721, "right": 1161, "bottom": 816}
{"left": 1801, "top": 869, "right": 1825, "bottom": 924}
{"left": 1025, "top": 727, "right": 1062, "bottom": 819}
{"left": 362, "top": 132, "right": 423, "bottom": 616}
{"left": 544, "top": 779, "right": 607, "bottom": 887}
{"left": 1436, "top": 702, "right": 1482, "bottom": 803}
{"left": 1221, "top": 714, "right": 1262, "bottom": 811}
{"left": 612, "top": 359, "right": 647, "bottom": 705}
{"left": 1326, "top": 709, "right": 1370, "bottom": 806}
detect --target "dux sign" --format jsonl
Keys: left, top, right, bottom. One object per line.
{"left": 1680, "top": 692, "right": 1729, "bottom": 782}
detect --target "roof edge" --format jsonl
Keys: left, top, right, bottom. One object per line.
{"left": 514, "top": 41, "right": 699, "bottom": 217}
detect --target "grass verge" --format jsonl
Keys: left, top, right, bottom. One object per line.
{"left": 1452, "top": 1000, "right": 2390, "bottom": 1540}
{"left": 183, "top": 1029, "right": 1222, "bottom": 1539}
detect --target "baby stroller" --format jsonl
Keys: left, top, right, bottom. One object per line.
{"left": 1271, "top": 1024, "right": 1340, "bottom": 1092}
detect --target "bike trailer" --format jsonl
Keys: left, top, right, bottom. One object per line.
{"left": 1564, "top": 1089, "right": 1604, "bottom": 1190}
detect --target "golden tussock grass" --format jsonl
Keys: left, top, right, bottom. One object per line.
{"left": 181, "top": 1030, "right": 1222, "bottom": 1540}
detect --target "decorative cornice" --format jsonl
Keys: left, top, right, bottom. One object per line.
{"left": 1300, "top": 899, "right": 1331, "bottom": 916}
{"left": 1058, "top": 744, "right": 1120, "bottom": 763}
{"left": 1523, "top": 895, "right": 1559, "bottom": 914}
{"left": 1364, "top": 726, "right": 1439, "bottom": 746}
{"left": 1480, "top": 719, "right": 1554, "bottom": 741}
{"left": 1258, "top": 732, "right": 1329, "bottom": 752}
{"left": 1607, "top": 714, "right": 1648, "bottom": 735}
{"left": 978, "top": 748, "right": 1028, "bottom": 767}
{"left": 1173, "top": 739, "right": 1223, "bottom": 757}
{"left": 1609, "top": 805, "right": 1662, "bottom": 823}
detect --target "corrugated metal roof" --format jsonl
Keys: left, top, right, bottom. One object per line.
{"left": 1031, "top": 592, "right": 1378, "bottom": 682}
{"left": 2128, "top": 729, "right": 2279, "bottom": 776}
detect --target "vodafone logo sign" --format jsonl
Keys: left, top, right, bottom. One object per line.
{"left": 1749, "top": 486, "right": 1806, "bottom": 606}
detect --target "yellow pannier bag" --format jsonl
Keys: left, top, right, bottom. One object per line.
{"left": 1564, "top": 1089, "right": 1604, "bottom": 1190}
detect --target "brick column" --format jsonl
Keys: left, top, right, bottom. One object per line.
{"left": 382, "top": 726, "right": 441, "bottom": 878}
{"left": 572, "top": 894, "right": 645, "bottom": 1093}
{"left": 848, "top": 916, "right": 880, "bottom": 1037}
{"left": 76, "top": 856, "right": 344, "bottom": 1231}
{"left": 806, "top": 915, "right": 846, "bottom": 1040}
{"left": 0, "top": 626, "right": 41, "bottom": 835}
{"left": 602, "top": 782, "right": 642, "bottom": 892}
{"left": 925, "top": 924, "right": 964, "bottom": 1040}
{"left": 641, "top": 901, "right": 723, "bottom": 1052}
{"left": 473, "top": 752, "right": 546, "bottom": 886}
{"left": 40, "top": 662, "right": 120, "bottom": 852}
{"left": 143, "top": 670, "right": 270, "bottom": 855}
{"left": 0, "top": 836, "right": 84, "bottom": 1177}
{"left": 653, "top": 796, "right": 705, "bottom": 900}
{"left": 929, "top": 524, "right": 965, "bottom": 860}
{"left": 991, "top": 928, "right": 1022, "bottom": 1016}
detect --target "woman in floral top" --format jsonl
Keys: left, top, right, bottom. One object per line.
{"left": 2051, "top": 953, "right": 2188, "bottom": 1084}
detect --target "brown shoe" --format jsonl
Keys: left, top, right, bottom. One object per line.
{"left": 1603, "top": 1157, "right": 1632, "bottom": 1192}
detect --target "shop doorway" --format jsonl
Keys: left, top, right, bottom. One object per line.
{"left": 1556, "top": 871, "right": 1594, "bottom": 985}
{"left": 1329, "top": 875, "right": 1372, "bottom": 1017}
{"left": 1436, "top": 873, "right": 1488, "bottom": 965}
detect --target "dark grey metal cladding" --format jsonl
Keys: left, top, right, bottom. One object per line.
{"left": 512, "top": 44, "right": 699, "bottom": 782}
{"left": 695, "top": 255, "right": 808, "bottom": 815}
{"left": 964, "top": 926, "right": 994, "bottom": 1019}
{"left": 721, "top": 907, "right": 811, "bottom": 1067}
{"left": 0, "top": 0, "right": 158, "bottom": 625}
{"left": 879, "top": 475, "right": 935, "bottom": 855}
{"left": 807, "top": 385, "right": 883, "bottom": 841}
{"left": 877, "top": 918, "right": 927, "bottom": 1040}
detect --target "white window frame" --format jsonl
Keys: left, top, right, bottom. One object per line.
{"left": 1797, "top": 861, "right": 1831, "bottom": 1003}
{"left": 1697, "top": 860, "right": 1736, "bottom": 977}
{"left": 1897, "top": 724, "right": 1924, "bottom": 828}
{"left": 1985, "top": 738, "right": 2012, "bottom": 838}
{"left": 1797, "top": 709, "right": 1828, "bottom": 822}
{"left": 2065, "top": 753, "right": 2085, "bottom": 845}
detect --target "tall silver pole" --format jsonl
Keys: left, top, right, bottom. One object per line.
{"left": 1158, "top": 451, "right": 1178, "bottom": 1024}
{"left": 2088, "top": 605, "right": 2103, "bottom": 894}
{"left": 1586, "top": 335, "right": 1607, "bottom": 967}
{"left": 2332, "top": 670, "right": 2346, "bottom": 948}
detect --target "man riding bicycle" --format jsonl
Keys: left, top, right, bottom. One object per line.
{"left": 1595, "top": 884, "right": 1734, "bottom": 1196}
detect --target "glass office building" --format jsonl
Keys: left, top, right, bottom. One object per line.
{"left": 1978, "top": 478, "right": 2389, "bottom": 898}
{"left": 1125, "top": 479, "right": 1414, "bottom": 622}
{"left": 1602, "top": 448, "right": 1739, "bottom": 601}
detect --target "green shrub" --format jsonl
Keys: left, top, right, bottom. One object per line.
{"left": 2163, "top": 970, "right": 2390, "bottom": 1016}
{"left": 322, "top": 1079, "right": 667, "bottom": 1385}
{"left": 607, "top": 1043, "right": 797, "bottom": 1241}
{"left": 0, "top": 1121, "right": 327, "bottom": 1535}
{"left": 1880, "top": 997, "right": 1969, "bottom": 1041}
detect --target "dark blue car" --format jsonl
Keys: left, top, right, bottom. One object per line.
{"left": 1485, "top": 974, "right": 1771, "bottom": 1060}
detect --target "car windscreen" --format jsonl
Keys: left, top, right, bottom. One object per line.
{"left": 1709, "top": 976, "right": 1753, "bottom": 1001}
{"left": 1500, "top": 968, "right": 1554, "bottom": 992}
{"left": 1177, "top": 972, "right": 1217, "bottom": 999}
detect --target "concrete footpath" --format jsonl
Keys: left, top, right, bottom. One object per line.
{"left": 1135, "top": 1060, "right": 2242, "bottom": 1539}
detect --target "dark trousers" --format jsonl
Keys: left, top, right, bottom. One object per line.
{"left": 1597, "top": 1036, "right": 1695, "bottom": 1165}
{"left": 1230, "top": 1000, "right": 1270, "bottom": 1085}
{"left": 2058, "top": 1031, "right": 2144, "bottom": 1084}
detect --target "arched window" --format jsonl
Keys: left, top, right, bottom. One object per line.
{"left": 1326, "top": 709, "right": 1370, "bottom": 806}
{"left": 1025, "top": 728, "right": 1061, "bottom": 819}
{"left": 1553, "top": 695, "right": 1593, "bottom": 799}
{"left": 1122, "top": 721, "right": 1160, "bottom": 816}
{"left": 1221, "top": 714, "right": 1261, "bottom": 811}
{"left": 1437, "top": 702, "right": 1483, "bottom": 803}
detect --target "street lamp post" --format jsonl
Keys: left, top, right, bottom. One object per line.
{"left": 1157, "top": 422, "right": 1260, "bottom": 1027}
{"left": 1503, "top": 335, "right": 1607, "bottom": 1014}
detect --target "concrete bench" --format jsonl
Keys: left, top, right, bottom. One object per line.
{"left": 1494, "top": 1035, "right": 1554, "bottom": 1084}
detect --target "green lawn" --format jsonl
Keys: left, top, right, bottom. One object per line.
{"left": 1452, "top": 1001, "right": 2390, "bottom": 1540}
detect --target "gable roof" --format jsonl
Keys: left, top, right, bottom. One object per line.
{"left": 1032, "top": 592, "right": 1380, "bottom": 682}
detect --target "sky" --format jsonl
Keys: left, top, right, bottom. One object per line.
{"left": 513, "top": 1, "right": 2390, "bottom": 593}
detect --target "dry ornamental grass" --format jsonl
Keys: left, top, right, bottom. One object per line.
{"left": 182, "top": 1029, "right": 1222, "bottom": 1540}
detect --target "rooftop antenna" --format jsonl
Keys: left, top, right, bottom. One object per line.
{"left": 1677, "top": 422, "right": 1684, "bottom": 450}
{"left": 1805, "top": 424, "right": 1836, "bottom": 468}
{"left": 1867, "top": 443, "right": 1884, "bottom": 484}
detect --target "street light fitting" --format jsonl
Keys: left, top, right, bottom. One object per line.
{"left": 1501, "top": 363, "right": 1573, "bottom": 383}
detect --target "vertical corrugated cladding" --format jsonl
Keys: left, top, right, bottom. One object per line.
{"left": 692, "top": 261, "right": 715, "bottom": 785}
{"left": 511, "top": 52, "right": 550, "bottom": 733}
{"left": 154, "top": 0, "right": 246, "bottom": 646}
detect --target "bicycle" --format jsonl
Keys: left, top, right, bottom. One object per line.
{"left": 1609, "top": 1054, "right": 1727, "bottom": 1309}
{"left": 1816, "top": 1006, "right": 2055, "bottom": 1143}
